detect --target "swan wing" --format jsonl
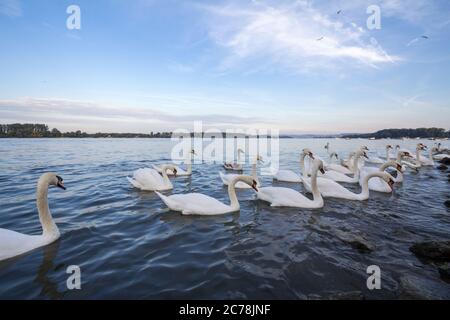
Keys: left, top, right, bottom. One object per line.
{"left": 325, "top": 164, "right": 353, "bottom": 175}
{"left": 156, "top": 192, "right": 232, "bottom": 215}
{"left": 0, "top": 229, "right": 45, "bottom": 261}
{"left": 366, "top": 156, "right": 384, "bottom": 164}
{"left": 314, "top": 178, "right": 358, "bottom": 199}
{"left": 127, "top": 176, "right": 143, "bottom": 189}
{"left": 320, "top": 170, "right": 354, "bottom": 183}
{"left": 132, "top": 168, "right": 165, "bottom": 190}
{"left": 274, "top": 170, "right": 301, "bottom": 182}
{"left": 257, "top": 187, "right": 313, "bottom": 207}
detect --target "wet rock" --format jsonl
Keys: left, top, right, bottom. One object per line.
{"left": 410, "top": 240, "right": 450, "bottom": 262}
{"left": 307, "top": 291, "right": 364, "bottom": 300}
{"left": 445, "top": 200, "right": 450, "bottom": 208}
{"left": 438, "top": 264, "right": 450, "bottom": 283}
{"left": 334, "top": 230, "right": 374, "bottom": 253}
{"left": 437, "top": 165, "right": 448, "bottom": 171}
{"left": 328, "top": 291, "right": 364, "bottom": 300}
{"left": 399, "top": 275, "right": 450, "bottom": 299}
{"left": 440, "top": 158, "right": 450, "bottom": 165}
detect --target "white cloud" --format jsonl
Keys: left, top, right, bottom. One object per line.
{"left": 0, "top": 97, "right": 273, "bottom": 132}
{"left": 0, "top": 0, "right": 22, "bottom": 17}
{"left": 199, "top": 0, "right": 398, "bottom": 73}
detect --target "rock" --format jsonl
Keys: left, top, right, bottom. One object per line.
{"left": 438, "top": 264, "right": 450, "bottom": 283}
{"left": 445, "top": 200, "right": 450, "bottom": 208}
{"left": 328, "top": 291, "right": 364, "bottom": 300}
{"left": 334, "top": 230, "right": 374, "bottom": 253}
{"left": 399, "top": 275, "right": 450, "bottom": 299}
{"left": 437, "top": 165, "right": 448, "bottom": 171}
{"left": 440, "top": 158, "right": 450, "bottom": 165}
{"left": 308, "top": 291, "right": 365, "bottom": 300}
{"left": 410, "top": 241, "right": 450, "bottom": 262}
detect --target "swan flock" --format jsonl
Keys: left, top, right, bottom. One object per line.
{"left": 0, "top": 142, "right": 446, "bottom": 261}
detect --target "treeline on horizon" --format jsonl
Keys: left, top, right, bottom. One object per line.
{"left": 342, "top": 128, "right": 450, "bottom": 139}
{"left": 0, "top": 123, "right": 172, "bottom": 138}
{"left": 1, "top": 123, "right": 449, "bottom": 139}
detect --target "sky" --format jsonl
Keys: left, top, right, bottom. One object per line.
{"left": 0, "top": 0, "right": 449, "bottom": 134}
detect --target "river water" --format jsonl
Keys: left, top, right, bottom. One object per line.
{"left": 0, "top": 138, "right": 449, "bottom": 299}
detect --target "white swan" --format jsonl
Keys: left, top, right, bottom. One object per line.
{"left": 302, "top": 168, "right": 395, "bottom": 201}
{"left": 152, "top": 149, "right": 196, "bottom": 176}
{"left": 433, "top": 153, "right": 450, "bottom": 161}
{"left": 156, "top": 175, "right": 258, "bottom": 215}
{"left": 359, "top": 160, "right": 403, "bottom": 193}
{"left": 257, "top": 159, "right": 325, "bottom": 208}
{"left": 223, "top": 148, "right": 245, "bottom": 171}
{"left": 0, "top": 173, "right": 66, "bottom": 262}
{"left": 324, "top": 152, "right": 353, "bottom": 175}
{"left": 273, "top": 149, "right": 313, "bottom": 182}
{"left": 401, "top": 144, "right": 425, "bottom": 169}
{"left": 319, "top": 149, "right": 368, "bottom": 183}
{"left": 127, "top": 165, "right": 177, "bottom": 191}
{"left": 418, "top": 146, "right": 435, "bottom": 166}
{"left": 384, "top": 145, "right": 400, "bottom": 160}
{"left": 219, "top": 155, "right": 263, "bottom": 189}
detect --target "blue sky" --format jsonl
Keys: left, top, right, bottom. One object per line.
{"left": 0, "top": 0, "right": 449, "bottom": 134}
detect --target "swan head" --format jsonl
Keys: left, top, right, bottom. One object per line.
{"left": 360, "top": 145, "right": 369, "bottom": 151}
{"left": 190, "top": 149, "right": 197, "bottom": 155}
{"left": 386, "top": 145, "right": 393, "bottom": 150}
{"left": 302, "top": 148, "right": 314, "bottom": 159}
{"left": 381, "top": 172, "right": 396, "bottom": 190}
{"left": 40, "top": 172, "right": 66, "bottom": 190}
{"left": 162, "top": 165, "right": 177, "bottom": 176}
{"left": 312, "top": 159, "right": 326, "bottom": 174}
{"left": 417, "top": 143, "right": 426, "bottom": 150}
{"left": 235, "top": 175, "right": 258, "bottom": 191}
{"left": 256, "top": 155, "right": 264, "bottom": 163}
{"left": 356, "top": 149, "right": 369, "bottom": 159}
{"left": 401, "top": 151, "right": 413, "bottom": 159}
{"left": 393, "top": 161, "right": 403, "bottom": 172}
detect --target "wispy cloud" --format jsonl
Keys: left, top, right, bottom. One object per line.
{"left": 0, "top": 97, "right": 273, "bottom": 132}
{"left": 0, "top": 0, "right": 22, "bottom": 17}
{"left": 199, "top": 0, "right": 398, "bottom": 73}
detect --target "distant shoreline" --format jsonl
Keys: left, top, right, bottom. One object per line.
{"left": 1, "top": 124, "right": 449, "bottom": 140}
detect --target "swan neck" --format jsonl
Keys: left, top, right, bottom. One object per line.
{"left": 310, "top": 166, "right": 322, "bottom": 203}
{"left": 251, "top": 163, "right": 257, "bottom": 179}
{"left": 360, "top": 172, "right": 372, "bottom": 199}
{"left": 228, "top": 179, "right": 240, "bottom": 211}
{"left": 36, "top": 179, "right": 59, "bottom": 238}
{"left": 161, "top": 166, "right": 172, "bottom": 186}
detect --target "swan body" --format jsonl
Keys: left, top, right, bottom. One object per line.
{"left": 320, "top": 149, "right": 367, "bottom": 183}
{"left": 220, "top": 156, "right": 262, "bottom": 189}
{"left": 302, "top": 171, "right": 394, "bottom": 201}
{"left": 433, "top": 153, "right": 450, "bottom": 161}
{"left": 0, "top": 173, "right": 66, "bottom": 261}
{"left": 273, "top": 149, "right": 313, "bottom": 182}
{"left": 223, "top": 149, "right": 245, "bottom": 171}
{"left": 359, "top": 160, "right": 403, "bottom": 193}
{"left": 127, "top": 165, "right": 176, "bottom": 191}
{"left": 365, "top": 155, "right": 384, "bottom": 164}
{"left": 153, "top": 150, "right": 195, "bottom": 176}
{"left": 273, "top": 170, "right": 302, "bottom": 182}
{"left": 418, "top": 146, "right": 435, "bottom": 166}
{"left": 156, "top": 175, "right": 258, "bottom": 215}
{"left": 257, "top": 159, "right": 325, "bottom": 208}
